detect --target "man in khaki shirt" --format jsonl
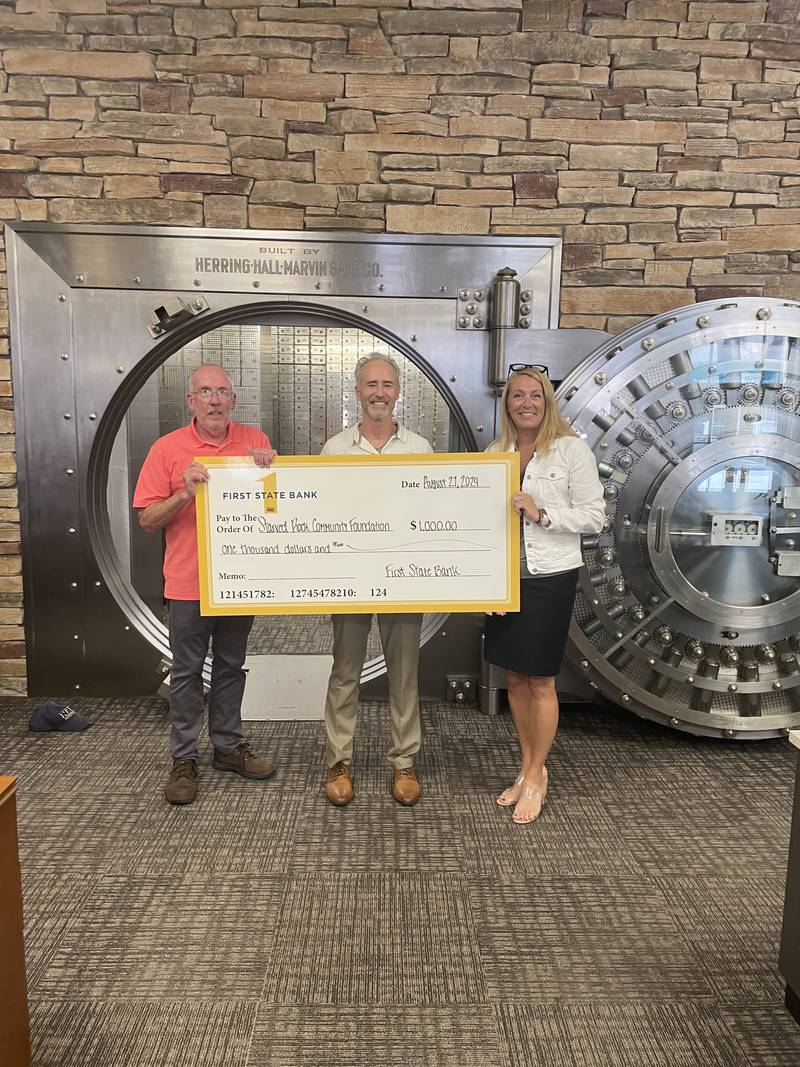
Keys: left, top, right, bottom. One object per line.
{"left": 321, "top": 354, "right": 432, "bottom": 808}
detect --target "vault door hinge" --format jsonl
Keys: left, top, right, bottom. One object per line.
{"left": 147, "top": 295, "right": 210, "bottom": 338}
{"left": 453, "top": 267, "right": 534, "bottom": 388}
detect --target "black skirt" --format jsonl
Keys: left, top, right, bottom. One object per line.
{"left": 484, "top": 569, "right": 579, "bottom": 678}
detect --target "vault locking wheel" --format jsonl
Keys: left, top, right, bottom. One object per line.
{"left": 560, "top": 297, "right": 800, "bottom": 739}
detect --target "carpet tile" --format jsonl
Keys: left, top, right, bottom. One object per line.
{"left": 16, "top": 790, "right": 150, "bottom": 871}
{"left": 661, "top": 875, "right": 789, "bottom": 1006}
{"left": 285, "top": 795, "right": 465, "bottom": 873}
{"left": 604, "top": 784, "right": 791, "bottom": 879}
{"left": 248, "top": 1005, "right": 503, "bottom": 1067}
{"left": 35, "top": 874, "right": 288, "bottom": 1000}
{"left": 724, "top": 1007, "right": 800, "bottom": 1066}
{"left": 458, "top": 792, "right": 644, "bottom": 878}
{"left": 20, "top": 869, "right": 100, "bottom": 992}
{"left": 470, "top": 876, "right": 715, "bottom": 1002}
{"left": 113, "top": 791, "right": 301, "bottom": 876}
{"left": 28, "top": 999, "right": 258, "bottom": 1067}
{"left": 495, "top": 1002, "right": 749, "bottom": 1067}
{"left": 261, "top": 872, "right": 487, "bottom": 1005}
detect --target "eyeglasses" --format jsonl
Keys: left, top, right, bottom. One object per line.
{"left": 508, "top": 363, "right": 549, "bottom": 377}
{"left": 193, "top": 387, "right": 233, "bottom": 400}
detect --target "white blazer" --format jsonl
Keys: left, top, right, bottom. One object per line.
{"left": 487, "top": 435, "right": 606, "bottom": 576}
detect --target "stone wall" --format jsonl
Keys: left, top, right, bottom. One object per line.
{"left": 1, "top": 0, "right": 799, "bottom": 691}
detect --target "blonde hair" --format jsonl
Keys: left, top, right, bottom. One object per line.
{"left": 494, "top": 368, "right": 576, "bottom": 454}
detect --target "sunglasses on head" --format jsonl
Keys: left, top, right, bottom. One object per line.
{"left": 508, "top": 363, "right": 549, "bottom": 378}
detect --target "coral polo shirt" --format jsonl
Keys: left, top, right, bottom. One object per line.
{"left": 133, "top": 418, "right": 271, "bottom": 601}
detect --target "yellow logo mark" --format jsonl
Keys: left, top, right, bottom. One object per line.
{"left": 259, "top": 472, "right": 278, "bottom": 513}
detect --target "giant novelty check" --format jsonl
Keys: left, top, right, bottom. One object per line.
{"left": 195, "top": 453, "right": 520, "bottom": 615}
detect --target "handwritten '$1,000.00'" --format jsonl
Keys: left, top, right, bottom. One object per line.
{"left": 195, "top": 452, "right": 520, "bottom": 616}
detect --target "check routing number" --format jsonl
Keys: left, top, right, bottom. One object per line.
{"left": 195, "top": 453, "right": 520, "bottom": 616}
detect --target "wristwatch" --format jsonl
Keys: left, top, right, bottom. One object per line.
{"left": 536, "top": 508, "right": 552, "bottom": 529}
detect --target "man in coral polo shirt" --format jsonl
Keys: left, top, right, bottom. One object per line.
{"left": 134, "top": 364, "right": 277, "bottom": 805}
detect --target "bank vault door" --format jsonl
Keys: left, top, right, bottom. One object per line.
{"left": 118, "top": 314, "right": 474, "bottom": 714}
{"left": 8, "top": 225, "right": 562, "bottom": 699}
{"left": 559, "top": 297, "right": 800, "bottom": 740}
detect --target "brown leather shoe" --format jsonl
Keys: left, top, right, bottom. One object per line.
{"left": 326, "top": 761, "right": 353, "bottom": 806}
{"left": 164, "top": 759, "right": 198, "bottom": 805}
{"left": 213, "top": 742, "right": 275, "bottom": 780}
{"left": 392, "top": 767, "right": 421, "bottom": 806}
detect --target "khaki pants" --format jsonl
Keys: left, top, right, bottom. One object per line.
{"left": 324, "top": 613, "right": 422, "bottom": 769}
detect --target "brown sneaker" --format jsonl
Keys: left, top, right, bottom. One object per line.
{"left": 392, "top": 767, "right": 421, "bottom": 806}
{"left": 164, "top": 759, "right": 198, "bottom": 805}
{"left": 325, "top": 761, "right": 353, "bottom": 806}
{"left": 213, "top": 742, "right": 275, "bottom": 780}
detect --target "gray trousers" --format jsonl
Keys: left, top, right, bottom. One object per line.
{"left": 167, "top": 599, "right": 254, "bottom": 761}
{"left": 324, "top": 613, "right": 423, "bottom": 770}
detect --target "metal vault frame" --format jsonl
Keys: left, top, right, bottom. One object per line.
{"left": 7, "top": 223, "right": 570, "bottom": 697}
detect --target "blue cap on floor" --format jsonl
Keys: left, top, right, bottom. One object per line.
{"left": 29, "top": 701, "right": 91, "bottom": 733}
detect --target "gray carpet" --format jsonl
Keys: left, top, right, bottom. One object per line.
{"left": 3, "top": 695, "right": 800, "bottom": 1066}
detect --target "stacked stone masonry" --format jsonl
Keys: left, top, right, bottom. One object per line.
{"left": 1, "top": 0, "right": 800, "bottom": 691}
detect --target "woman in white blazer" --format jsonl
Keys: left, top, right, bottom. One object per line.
{"left": 485, "top": 365, "right": 605, "bottom": 824}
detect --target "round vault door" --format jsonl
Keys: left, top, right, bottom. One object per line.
{"left": 108, "top": 314, "right": 472, "bottom": 690}
{"left": 559, "top": 297, "right": 800, "bottom": 740}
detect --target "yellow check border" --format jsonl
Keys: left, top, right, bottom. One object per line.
{"left": 196, "top": 452, "right": 520, "bottom": 616}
